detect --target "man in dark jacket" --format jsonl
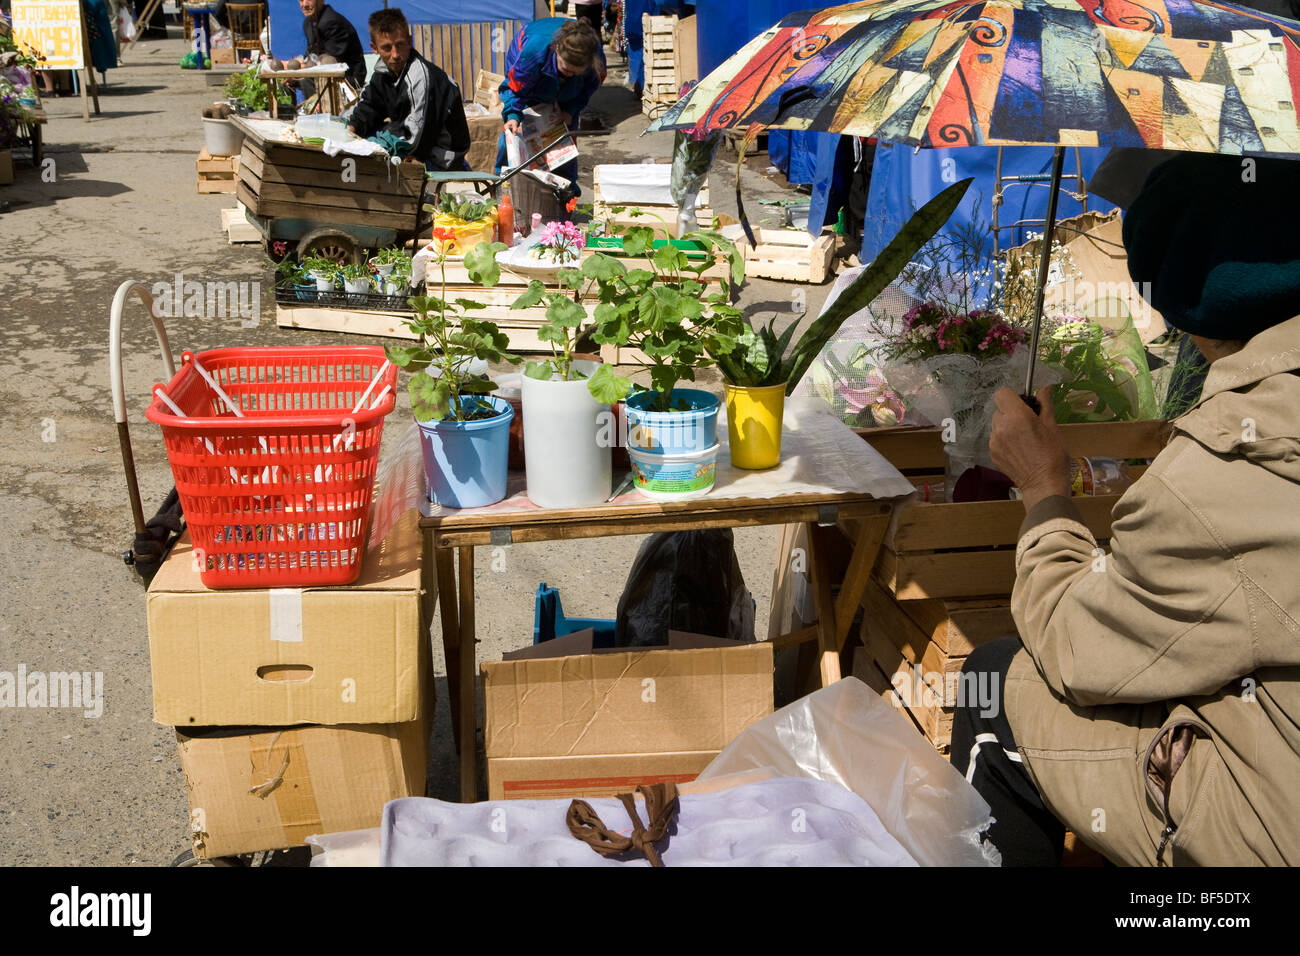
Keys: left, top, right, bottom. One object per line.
{"left": 346, "top": 8, "right": 470, "bottom": 172}
{"left": 299, "top": 0, "right": 366, "bottom": 90}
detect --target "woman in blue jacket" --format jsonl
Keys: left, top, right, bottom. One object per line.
{"left": 495, "top": 17, "right": 604, "bottom": 184}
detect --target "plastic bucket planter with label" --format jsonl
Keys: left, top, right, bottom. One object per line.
{"left": 724, "top": 382, "right": 786, "bottom": 470}
{"left": 628, "top": 443, "right": 719, "bottom": 500}
{"left": 417, "top": 396, "right": 513, "bottom": 509}
{"left": 624, "top": 389, "right": 720, "bottom": 455}
{"left": 521, "top": 359, "right": 611, "bottom": 508}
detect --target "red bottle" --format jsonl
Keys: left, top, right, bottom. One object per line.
{"left": 497, "top": 193, "right": 515, "bottom": 246}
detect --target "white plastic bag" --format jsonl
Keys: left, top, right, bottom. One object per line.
{"left": 117, "top": 8, "right": 137, "bottom": 42}
{"left": 698, "top": 677, "right": 1000, "bottom": 866}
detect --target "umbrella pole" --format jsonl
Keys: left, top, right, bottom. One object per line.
{"left": 1023, "top": 144, "right": 1067, "bottom": 407}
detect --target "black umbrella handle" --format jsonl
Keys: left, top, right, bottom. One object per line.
{"left": 1021, "top": 393, "right": 1042, "bottom": 415}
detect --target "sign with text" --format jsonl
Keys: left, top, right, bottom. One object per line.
{"left": 11, "top": 0, "right": 85, "bottom": 70}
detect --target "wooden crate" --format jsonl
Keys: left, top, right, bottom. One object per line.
{"left": 640, "top": 13, "right": 697, "bottom": 111}
{"left": 858, "top": 419, "right": 1172, "bottom": 601}
{"left": 197, "top": 148, "right": 240, "bottom": 194}
{"left": 474, "top": 69, "right": 504, "bottom": 111}
{"left": 733, "top": 228, "right": 837, "bottom": 283}
{"left": 236, "top": 134, "right": 426, "bottom": 232}
{"left": 592, "top": 166, "right": 715, "bottom": 238}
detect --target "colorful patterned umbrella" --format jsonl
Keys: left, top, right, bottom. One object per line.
{"left": 651, "top": 0, "right": 1300, "bottom": 399}
{"left": 650, "top": 0, "right": 1300, "bottom": 155}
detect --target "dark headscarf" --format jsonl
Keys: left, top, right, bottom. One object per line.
{"left": 1123, "top": 152, "right": 1300, "bottom": 340}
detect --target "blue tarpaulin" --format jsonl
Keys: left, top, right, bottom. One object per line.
{"left": 862, "top": 142, "right": 1118, "bottom": 302}
{"left": 268, "top": 0, "right": 535, "bottom": 62}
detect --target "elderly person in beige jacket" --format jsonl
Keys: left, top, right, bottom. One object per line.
{"left": 950, "top": 152, "right": 1300, "bottom": 866}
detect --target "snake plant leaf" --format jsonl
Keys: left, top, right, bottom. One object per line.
{"left": 784, "top": 178, "right": 972, "bottom": 394}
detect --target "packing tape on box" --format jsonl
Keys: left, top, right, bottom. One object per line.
{"left": 269, "top": 589, "right": 304, "bottom": 643}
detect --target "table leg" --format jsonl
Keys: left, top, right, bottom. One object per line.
{"left": 434, "top": 542, "right": 461, "bottom": 752}
{"left": 456, "top": 545, "right": 478, "bottom": 802}
{"left": 806, "top": 522, "right": 842, "bottom": 687}
{"left": 832, "top": 514, "right": 890, "bottom": 651}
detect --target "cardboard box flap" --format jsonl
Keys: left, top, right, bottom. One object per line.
{"left": 483, "top": 643, "right": 773, "bottom": 759}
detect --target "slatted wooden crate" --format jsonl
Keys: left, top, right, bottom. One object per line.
{"left": 731, "top": 228, "right": 837, "bottom": 283}
{"left": 592, "top": 165, "right": 715, "bottom": 238}
{"left": 197, "top": 148, "right": 239, "bottom": 194}
{"left": 411, "top": 20, "right": 522, "bottom": 107}
{"left": 857, "top": 419, "right": 1171, "bottom": 601}
{"left": 275, "top": 304, "right": 561, "bottom": 353}
{"left": 640, "top": 13, "right": 698, "bottom": 113}
{"left": 235, "top": 134, "right": 426, "bottom": 233}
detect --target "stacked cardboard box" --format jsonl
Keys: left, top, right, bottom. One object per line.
{"left": 147, "top": 511, "right": 432, "bottom": 859}
{"left": 482, "top": 630, "right": 773, "bottom": 800}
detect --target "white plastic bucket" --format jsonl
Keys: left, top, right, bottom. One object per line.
{"left": 627, "top": 443, "right": 719, "bottom": 501}
{"left": 521, "top": 359, "right": 612, "bottom": 508}
{"left": 203, "top": 116, "right": 244, "bottom": 157}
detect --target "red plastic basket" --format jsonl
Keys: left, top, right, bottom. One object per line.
{"left": 145, "top": 345, "right": 399, "bottom": 589}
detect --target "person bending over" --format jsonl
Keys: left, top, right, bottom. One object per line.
{"left": 346, "top": 8, "right": 470, "bottom": 172}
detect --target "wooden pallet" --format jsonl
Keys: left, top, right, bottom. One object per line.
{"left": 197, "top": 148, "right": 240, "bottom": 194}
{"left": 729, "top": 228, "right": 837, "bottom": 284}
{"left": 276, "top": 304, "right": 559, "bottom": 353}
{"left": 857, "top": 419, "right": 1171, "bottom": 601}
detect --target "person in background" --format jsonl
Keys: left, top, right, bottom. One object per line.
{"left": 346, "top": 8, "right": 470, "bottom": 172}
{"left": 496, "top": 17, "right": 604, "bottom": 182}
{"left": 950, "top": 152, "right": 1300, "bottom": 866}
{"left": 291, "top": 0, "right": 366, "bottom": 91}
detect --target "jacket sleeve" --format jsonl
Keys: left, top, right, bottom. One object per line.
{"left": 347, "top": 75, "right": 385, "bottom": 139}
{"left": 1010, "top": 445, "right": 1255, "bottom": 707}
{"left": 500, "top": 35, "right": 541, "bottom": 122}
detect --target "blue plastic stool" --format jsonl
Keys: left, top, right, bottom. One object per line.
{"left": 533, "top": 582, "right": 616, "bottom": 646}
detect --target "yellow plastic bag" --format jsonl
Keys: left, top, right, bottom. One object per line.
{"left": 432, "top": 213, "right": 496, "bottom": 256}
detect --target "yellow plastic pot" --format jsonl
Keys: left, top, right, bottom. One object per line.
{"left": 724, "top": 381, "right": 786, "bottom": 470}
{"left": 431, "top": 213, "right": 497, "bottom": 256}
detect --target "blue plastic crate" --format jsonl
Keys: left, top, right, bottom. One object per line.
{"left": 533, "top": 582, "right": 616, "bottom": 646}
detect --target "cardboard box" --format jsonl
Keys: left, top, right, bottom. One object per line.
{"left": 482, "top": 631, "right": 773, "bottom": 800}
{"left": 178, "top": 712, "right": 428, "bottom": 859}
{"left": 148, "top": 510, "right": 427, "bottom": 727}
{"left": 464, "top": 106, "right": 501, "bottom": 173}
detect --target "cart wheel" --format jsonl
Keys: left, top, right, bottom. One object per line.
{"left": 170, "top": 849, "right": 244, "bottom": 867}
{"left": 297, "top": 231, "right": 361, "bottom": 265}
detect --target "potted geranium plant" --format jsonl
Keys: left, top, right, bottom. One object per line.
{"left": 340, "top": 262, "right": 372, "bottom": 294}
{"left": 301, "top": 255, "right": 340, "bottom": 291}
{"left": 578, "top": 225, "right": 746, "bottom": 499}
{"left": 387, "top": 242, "right": 521, "bottom": 508}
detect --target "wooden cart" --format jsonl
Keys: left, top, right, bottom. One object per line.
{"left": 230, "top": 115, "right": 430, "bottom": 264}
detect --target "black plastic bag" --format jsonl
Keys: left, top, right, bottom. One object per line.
{"left": 614, "top": 530, "right": 755, "bottom": 647}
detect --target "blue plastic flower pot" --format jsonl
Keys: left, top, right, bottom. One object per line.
{"left": 624, "top": 389, "right": 720, "bottom": 455}
{"left": 417, "top": 395, "right": 513, "bottom": 509}
{"left": 294, "top": 283, "right": 316, "bottom": 302}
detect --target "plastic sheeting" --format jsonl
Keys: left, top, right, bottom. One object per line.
{"left": 698, "top": 678, "right": 1000, "bottom": 867}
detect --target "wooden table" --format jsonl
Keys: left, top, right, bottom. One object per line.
{"left": 420, "top": 487, "right": 897, "bottom": 802}
{"left": 257, "top": 63, "right": 352, "bottom": 119}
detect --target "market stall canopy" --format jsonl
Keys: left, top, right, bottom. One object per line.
{"left": 649, "top": 0, "right": 1300, "bottom": 155}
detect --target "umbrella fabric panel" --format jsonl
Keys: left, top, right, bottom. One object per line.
{"left": 654, "top": 0, "right": 1300, "bottom": 155}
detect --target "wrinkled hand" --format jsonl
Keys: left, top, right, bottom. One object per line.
{"left": 990, "top": 387, "right": 1072, "bottom": 511}
{"left": 503, "top": 119, "right": 520, "bottom": 135}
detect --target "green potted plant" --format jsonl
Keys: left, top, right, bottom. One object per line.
{"left": 301, "top": 255, "right": 340, "bottom": 291}
{"left": 267, "top": 256, "right": 315, "bottom": 301}
{"left": 707, "top": 177, "right": 976, "bottom": 470}
{"left": 576, "top": 226, "right": 746, "bottom": 499}
{"left": 387, "top": 243, "right": 521, "bottom": 508}
{"left": 370, "top": 245, "right": 407, "bottom": 278}
{"left": 340, "top": 262, "right": 372, "bottom": 294}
